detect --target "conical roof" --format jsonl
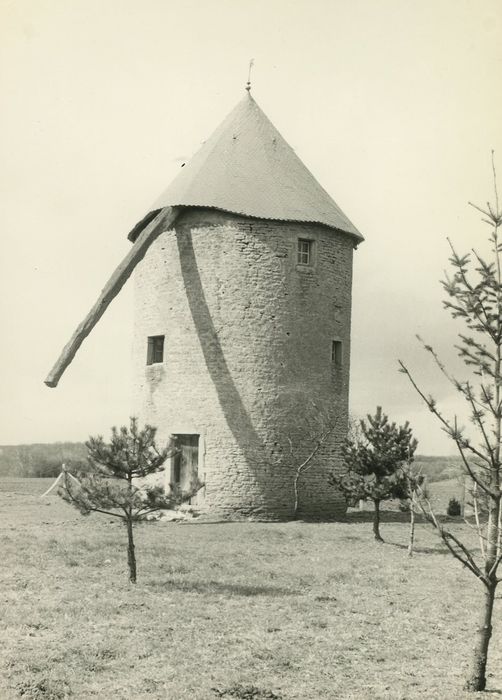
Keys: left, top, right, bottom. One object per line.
{"left": 128, "top": 93, "right": 363, "bottom": 242}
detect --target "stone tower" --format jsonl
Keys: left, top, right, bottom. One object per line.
{"left": 129, "top": 93, "right": 363, "bottom": 519}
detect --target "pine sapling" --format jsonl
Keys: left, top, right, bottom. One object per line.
{"left": 330, "top": 406, "right": 417, "bottom": 541}
{"left": 59, "top": 417, "right": 202, "bottom": 583}
{"left": 400, "top": 153, "right": 502, "bottom": 691}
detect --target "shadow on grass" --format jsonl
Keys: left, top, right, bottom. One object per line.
{"left": 344, "top": 511, "right": 419, "bottom": 524}
{"left": 148, "top": 578, "right": 299, "bottom": 597}
{"left": 385, "top": 541, "right": 451, "bottom": 555}
{"left": 345, "top": 510, "right": 468, "bottom": 525}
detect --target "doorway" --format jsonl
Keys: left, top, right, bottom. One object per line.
{"left": 171, "top": 434, "right": 199, "bottom": 498}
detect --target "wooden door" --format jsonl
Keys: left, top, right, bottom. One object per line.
{"left": 172, "top": 434, "right": 199, "bottom": 496}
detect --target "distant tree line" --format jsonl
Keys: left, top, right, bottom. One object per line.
{"left": 412, "top": 455, "right": 461, "bottom": 482}
{"left": 0, "top": 443, "right": 87, "bottom": 478}
{"left": 0, "top": 439, "right": 459, "bottom": 482}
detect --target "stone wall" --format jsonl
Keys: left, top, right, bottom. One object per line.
{"left": 132, "top": 208, "right": 355, "bottom": 519}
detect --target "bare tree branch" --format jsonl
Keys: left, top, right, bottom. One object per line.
{"left": 294, "top": 422, "right": 336, "bottom": 516}
{"left": 399, "top": 362, "right": 498, "bottom": 494}
{"left": 472, "top": 482, "right": 486, "bottom": 559}
{"left": 416, "top": 490, "right": 486, "bottom": 583}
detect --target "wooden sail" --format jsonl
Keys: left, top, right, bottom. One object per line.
{"left": 45, "top": 206, "right": 180, "bottom": 388}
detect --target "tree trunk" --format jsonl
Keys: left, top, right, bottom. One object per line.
{"left": 465, "top": 495, "right": 500, "bottom": 691}
{"left": 125, "top": 517, "right": 137, "bottom": 584}
{"left": 293, "top": 471, "right": 300, "bottom": 518}
{"left": 373, "top": 499, "right": 383, "bottom": 542}
{"left": 408, "top": 505, "right": 415, "bottom": 557}
{"left": 464, "top": 583, "right": 496, "bottom": 691}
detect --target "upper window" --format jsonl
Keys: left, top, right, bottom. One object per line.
{"left": 331, "top": 340, "right": 342, "bottom": 367}
{"left": 147, "top": 335, "right": 164, "bottom": 365}
{"left": 297, "top": 238, "right": 313, "bottom": 265}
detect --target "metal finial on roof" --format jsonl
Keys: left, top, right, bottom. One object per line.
{"left": 245, "top": 59, "right": 254, "bottom": 92}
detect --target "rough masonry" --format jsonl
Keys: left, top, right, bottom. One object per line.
{"left": 132, "top": 208, "right": 355, "bottom": 519}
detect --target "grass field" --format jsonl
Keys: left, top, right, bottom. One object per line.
{"left": 1, "top": 478, "right": 501, "bottom": 700}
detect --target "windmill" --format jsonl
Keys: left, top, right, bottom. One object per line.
{"left": 45, "top": 84, "right": 364, "bottom": 520}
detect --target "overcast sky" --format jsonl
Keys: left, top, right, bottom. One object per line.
{"left": 1, "top": 0, "right": 502, "bottom": 453}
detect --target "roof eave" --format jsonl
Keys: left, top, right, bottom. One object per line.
{"left": 128, "top": 205, "right": 364, "bottom": 244}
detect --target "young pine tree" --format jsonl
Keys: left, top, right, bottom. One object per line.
{"left": 60, "top": 418, "right": 201, "bottom": 583}
{"left": 399, "top": 155, "right": 502, "bottom": 691}
{"left": 330, "top": 407, "right": 417, "bottom": 541}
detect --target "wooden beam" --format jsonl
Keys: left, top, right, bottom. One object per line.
{"left": 45, "top": 206, "right": 180, "bottom": 388}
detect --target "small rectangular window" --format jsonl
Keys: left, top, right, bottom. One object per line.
{"left": 297, "top": 238, "right": 312, "bottom": 265}
{"left": 332, "top": 340, "right": 342, "bottom": 366}
{"left": 147, "top": 335, "right": 164, "bottom": 365}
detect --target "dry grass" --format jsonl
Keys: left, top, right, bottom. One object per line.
{"left": 1, "top": 478, "right": 501, "bottom": 700}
